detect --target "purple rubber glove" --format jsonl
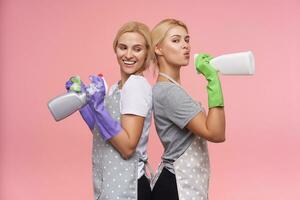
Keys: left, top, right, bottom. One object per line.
{"left": 86, "top": 75, "right": 122, "bottom": 141}
{"left": 65, "top": 77, "right": 95, "bottom": 130}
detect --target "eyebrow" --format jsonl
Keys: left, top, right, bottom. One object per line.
{"left": 118, "top": 43, "right": 145, "bottom": 47}
{"left": 170, "top": 34, "right": 190, "bottom": 38}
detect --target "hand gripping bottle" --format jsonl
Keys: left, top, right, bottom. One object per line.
{"left": 195, "top": 51, "right": 255, "bottom": 75}
{"left": 47, "top": 75, "right": 108, "bottom": 121}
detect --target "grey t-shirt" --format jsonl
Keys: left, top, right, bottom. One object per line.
{"left": 153, "top": 82, "right": 205, "bottom": 174}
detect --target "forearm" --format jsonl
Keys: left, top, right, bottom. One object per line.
{"left": 206, "top": 107, "right": 226, "bottom": 142}
{"left": 109, "top": 130, "right": 136, "bottom": 159}
{"left": 108, "top": 114, "right": 145, "bottom": 159}
{"left": 187, "top": 108, "right": 225, "bottom": 143}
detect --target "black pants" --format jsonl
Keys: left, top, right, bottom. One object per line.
{"left": 138, "top": 175, "right": 151, "bottom": 200}
{"left": 151, "top": 168, "right": 179, "bottom": 200}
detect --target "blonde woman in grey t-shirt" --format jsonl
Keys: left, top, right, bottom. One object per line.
{"left": 151, "top": 19, "right": 226, "bottom": 200}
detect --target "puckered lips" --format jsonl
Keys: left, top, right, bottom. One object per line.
{"left": 184, "top": 51, "right": 190, "bottom": 59}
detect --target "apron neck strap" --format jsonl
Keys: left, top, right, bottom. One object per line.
{"left": 158, "top": 72, "right": 183, "bottom": 89}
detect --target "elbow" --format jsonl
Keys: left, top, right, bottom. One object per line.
{"left": 212, "top": 136, "right": 226, "bottom": 143}
{"left": 120, "top": 148, "right": 135, "bottom": 160}
{"left": 209, "top": 132, "right": 226, "bottom": 143}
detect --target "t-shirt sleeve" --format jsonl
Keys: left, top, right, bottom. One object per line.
{"left": 120, "top": 75, "right": 152, "bottom": 117}
{"left": 163, "top": 85, "right": 204, "bottom": 129}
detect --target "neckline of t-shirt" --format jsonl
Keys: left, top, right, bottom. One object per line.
{"left": 155, "top": 81, "right": 174, "bottom": 85}
{"left": 110, "top": 75, "right": 146, "bottom": 93}
{"left": 154, "top": 81, "right": 182, "bottom": 88}
{"left": 154, "top": 81, "right": 174, "bottom": 88}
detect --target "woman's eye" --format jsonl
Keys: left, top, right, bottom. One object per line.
{"left": 134, "top": 48, "right": 142, "bottom": 52}
{"left": 172, "top": 39, "right": 179, "bottom": 43}
{"left": 118, "top": 45, "right": 127, "bottom": 50}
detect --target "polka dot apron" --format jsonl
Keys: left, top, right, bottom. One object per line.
{"left": 152, "top": 73, "right": 211, "bottom": 200}
{"left": 174, "top": 137, "right": 210, "bottom": 200}
{"left": 151, "top": 137, "right": 210, "bottom": 200}
{"left": 92, "top": 86, "right": 139, "bottom": 200}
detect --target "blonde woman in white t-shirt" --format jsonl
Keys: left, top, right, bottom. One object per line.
{"left": 66, "top": 21, "right": 154, "bottom": 200}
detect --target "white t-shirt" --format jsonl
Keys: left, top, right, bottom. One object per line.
{"left": 110, "top": 75, "right": 152, "bottom": 178}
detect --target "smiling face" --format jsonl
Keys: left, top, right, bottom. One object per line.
{"left": 115, "top": 32, "right": 147, "bottom": 77}
{"left": 156, "top": 25, "right": 190, "bottom": 67}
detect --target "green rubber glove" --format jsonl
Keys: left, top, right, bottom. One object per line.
{"left": 195, "top": 53, "right": 224, "bottom": 108}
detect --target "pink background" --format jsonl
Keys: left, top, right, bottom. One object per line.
{"left": 1, "top": 0, "right": 300, "bottom": 199}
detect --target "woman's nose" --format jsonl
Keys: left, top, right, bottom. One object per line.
{"left": 125, "top": 49, "right": 133, "bottom": 59}
{"left": 182, "top": 42, "right": 190, "bottom": 50}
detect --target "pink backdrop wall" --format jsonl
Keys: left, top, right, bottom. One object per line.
{"left": 1, "top": 0, "right": 300, "bottom": 199}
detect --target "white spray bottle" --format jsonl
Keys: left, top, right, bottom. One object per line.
{"left": 47, "top": 75, "right": 108, "bottom": 121}
{"left": 194, "top": 51, "right": 255, "bottom": 75}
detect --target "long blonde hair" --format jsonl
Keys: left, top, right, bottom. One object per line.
{"left": 151, "top": 19, "right": 188, "bottom": 66}
{"left": 113, "top": 21, "right": 154, "bottom": 71}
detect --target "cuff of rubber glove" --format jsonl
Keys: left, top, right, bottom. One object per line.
{"left": 208, "top": 91, "right": 224, "bottom": 108}
{"left": 208, "top": 101, "right": 224, "bottom": 108}
{"left": 79, "top": 105, "right": 95, "bottom": 130}
{"left": 97, "top": 121, "right": 122, "bottom": 141}
{"left": 92, "top": 106, "right": 122, "bottom": 141}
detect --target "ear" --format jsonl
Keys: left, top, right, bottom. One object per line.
{"left": 155, "top": 45, "right": 163, "bottom": 56}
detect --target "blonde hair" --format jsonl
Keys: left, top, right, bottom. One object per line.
{"left": 151, "top": 19, "right": 188, "bottom": 65}
{"left": 113, "top": 21, "right": 153, "bottom": 71}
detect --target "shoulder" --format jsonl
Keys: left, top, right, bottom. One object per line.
{"left": 120, "top": 75, "right": 152, "bottom": 115}
{"left": 123, "top": 75, "right": 152, "bottom": 94}
{"left": 126, "top": 75, "right": 151, "bottom": 88}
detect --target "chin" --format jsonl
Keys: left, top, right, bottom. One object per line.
{"left": 121, "top": 67, "right": 140, "bottom": 76}
{"left": 181, "top": 61, "right": 190, "bottom": 66}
